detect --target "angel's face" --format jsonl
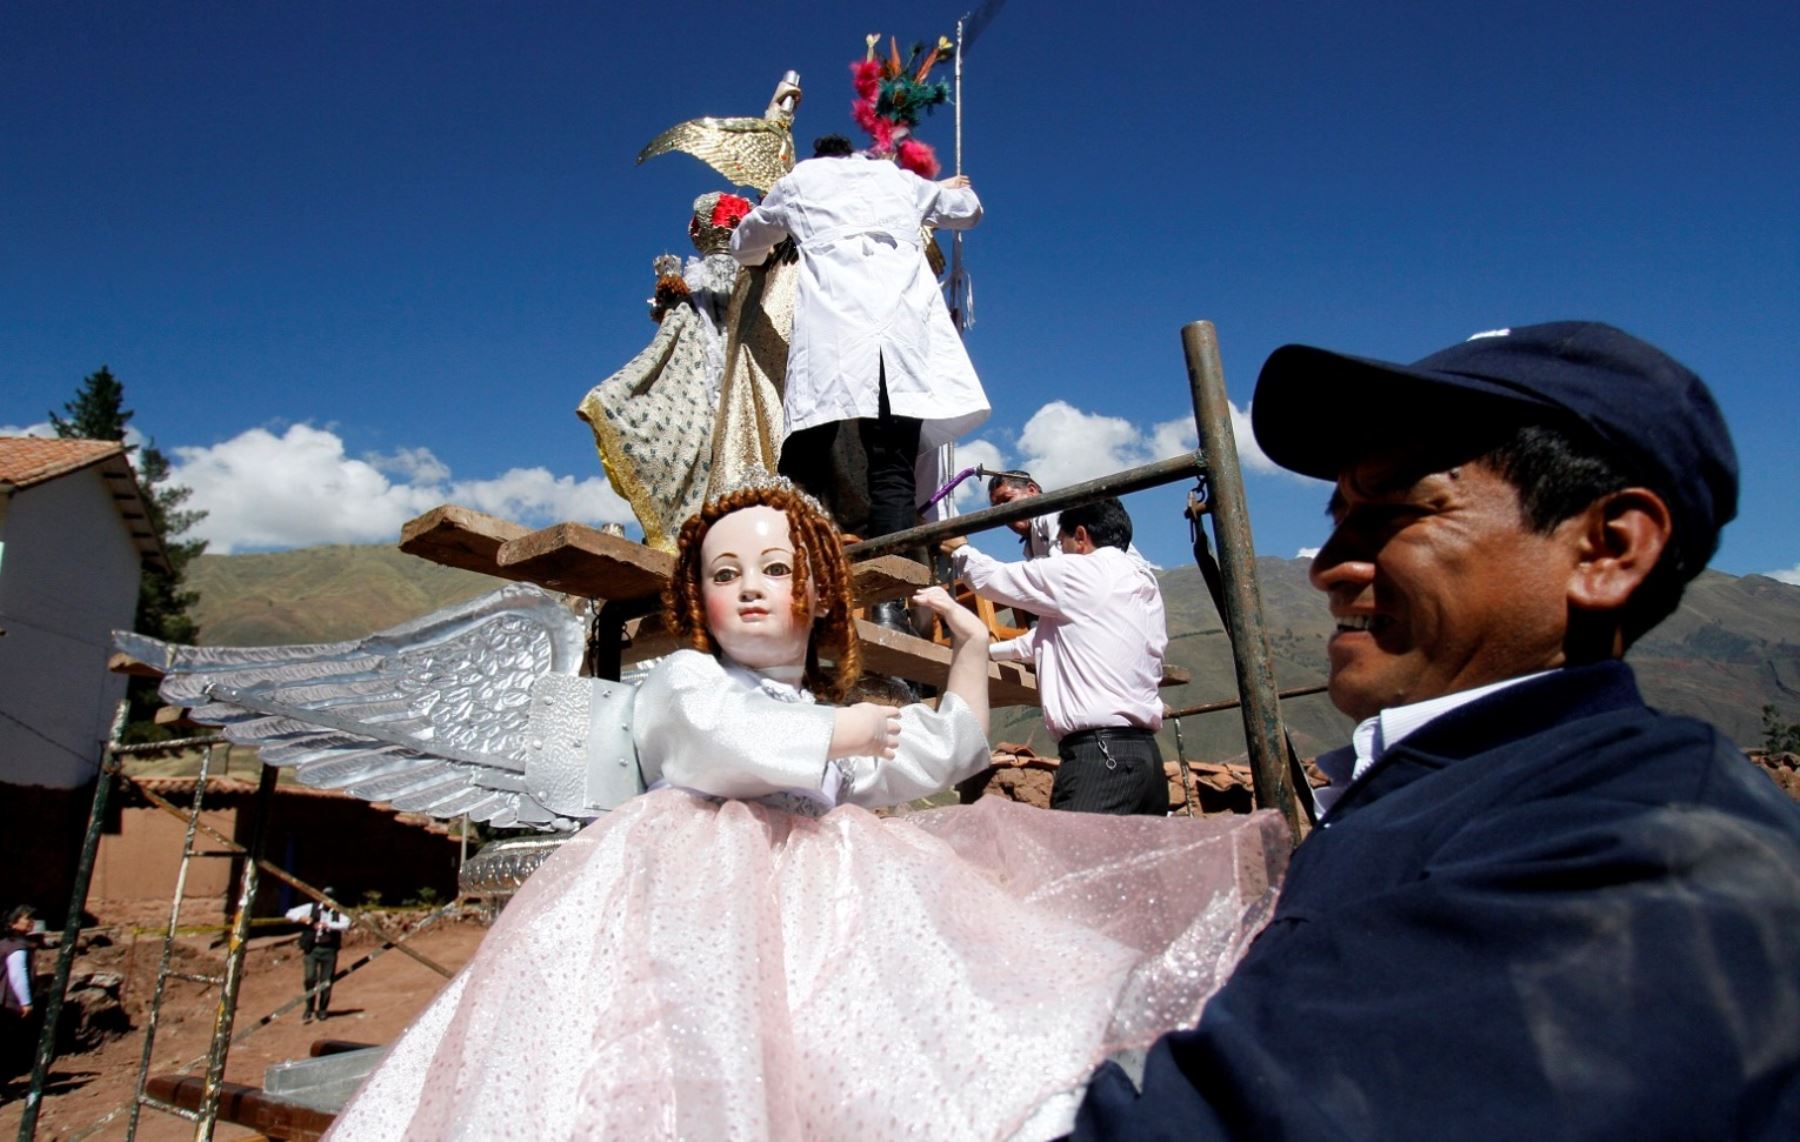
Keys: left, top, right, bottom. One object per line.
{"left": 699, "top": 506, "right": 817, "bottom": 675}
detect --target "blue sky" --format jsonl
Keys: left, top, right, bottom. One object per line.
{"left": 5, "top": 1, "right": 1796, "bottom": 581}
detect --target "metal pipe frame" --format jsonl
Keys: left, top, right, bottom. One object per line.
{"left": 1164, "top": 684, "right": 1329, "bottom": 722}
{"left": 126, "top": 743, "right": 217, "bottom": 1140}
{"left": 844, "top": 451, "right": 1207, "bottom": 560}
{"left": 126, "top": 778, "right": 455, "bottom": 980}
{"left": 109, "top": 734, "right": 224, "bottom": 756}
{"left": 197, "top": 764, "right": 278, "bottom": 1137}
{"left": 18, "top": 701, "right": 128, "bottom": 1142}
{"left": 1181, "top": 321, "right": 1307, "bottom": 842}
{"left": 70, "top": 768, "right": 459, "bottom": 1140}
{"left": 64, "top": 904, "right": 460, "bottom": 1142}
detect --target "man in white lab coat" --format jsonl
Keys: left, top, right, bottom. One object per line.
{"left": 731, "top": 135, "right": 989, "bottom": 543}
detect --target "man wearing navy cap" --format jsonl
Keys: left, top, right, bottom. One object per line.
{"left": 1075, "top": 322, "right": 1800, "bottom": 1137}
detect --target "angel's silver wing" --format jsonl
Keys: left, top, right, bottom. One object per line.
{"left": 114, "top": 583, "right": 642, "bottom": 832}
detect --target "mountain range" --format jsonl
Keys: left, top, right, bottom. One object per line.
{"left": 184, "top": 545, "right": 1800, "bottom": 758}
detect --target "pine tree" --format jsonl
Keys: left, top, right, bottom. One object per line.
{"left": 53, "top": 367, "right": 208, "bottom": 736}
{"left": 132, "top": 443, "right": 205, "bottom": 646}
{"left": 49, "top": 365, "right": 133, "bottom": 441}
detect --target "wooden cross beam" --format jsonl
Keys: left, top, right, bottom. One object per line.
{"left": 396, "top": 504, "right": 1045, "bottom": 705}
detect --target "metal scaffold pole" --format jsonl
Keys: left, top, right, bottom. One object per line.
{"left": 126, "top": 743, "right": 220, "bottom": 1138}
{"left": 1180, "top": 320, "right": 1308, "bottom": 842}
{"left": 18, "top": 700, "right": 128, "bottom": 1142}
{"left": 194, "top": 763, "right": 280, "bottom": 1138}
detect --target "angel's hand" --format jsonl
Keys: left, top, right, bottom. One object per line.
{"left": 829, "top": 702, "right": 902, "bottom": 760}
{"left": 768, "top": 236, "right": 800, "bottom": 266}
{"left": 912, "top": 586, "right": 988, "bottom": 646}
{"left": 939, "top": 174, "right": 972, "bottom": 190}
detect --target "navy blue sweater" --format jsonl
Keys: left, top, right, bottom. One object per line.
{"left": 1075, "top": 662, "right": 1800, "bottom": 1139}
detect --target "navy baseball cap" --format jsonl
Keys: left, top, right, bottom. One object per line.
{"left": 1252, "top": 321, "right": 1739, "bottom": 573}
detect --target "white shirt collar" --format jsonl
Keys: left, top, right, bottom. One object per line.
{"left": 1348, "top": 669, "right": 1558, "bottom": 783}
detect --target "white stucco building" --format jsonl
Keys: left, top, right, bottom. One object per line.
{"left": 0, "top": 437, "right": 166, "bottom": 788}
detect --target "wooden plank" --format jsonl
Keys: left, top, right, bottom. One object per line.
{"left": 854, "top": 620, "right": 1039, "bottom": 708}
{"left": 398, "top": 505, "right": 530, "bottom": 577}
{"left": 153, "top": 705, "right": 196, "bottom": 728}
{"left": 106, "top": 650, "right": 164, "bottom": 678}
{"left": 404, "top": 506, "right": 931, "bottom": 606}
{"left": 397, "top": 506, "right": 1042, "bottom": 705}
{"left": 491, "top": 524, "right": 927, "bottom": 607}
{"left": 848, "top": 554, "right": 932, "bottom": 604}
{"left": 146, "top": 1074, "right": 336, "bottom": 1141}
{"left": 496, "top": 522, "right": 674, "bottom": 601}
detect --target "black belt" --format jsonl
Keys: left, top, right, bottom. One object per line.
{"left": 1059, "top": 725, "right": 1154, "bottom": 749}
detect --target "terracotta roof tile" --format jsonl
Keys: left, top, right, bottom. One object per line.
{"left": 0, "top": 436, "right": 170, "bottom": 572}
{"left": 129, "top": 775, "right": 355, "bottom": 800}
{"left": 0, "top": 436, "right": 125, "bottom": 487}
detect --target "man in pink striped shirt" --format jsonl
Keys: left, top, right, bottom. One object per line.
{"left": 947, "top": 497, "right": 1170, "bottom": 814}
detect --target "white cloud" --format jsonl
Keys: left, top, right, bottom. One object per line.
{"left": 1149, "top": 417, "right": 1198, "bottom": 464}
{"left": 961, "top": 398, "right": 1287, "bottom": 497}
{"left": 1014, "top": 402, "right": 1149, "bottom": 488}
{"left": 170, "top": 423, "right": 631, "bottom": 554}
{"left": 1228, "top": 402, "right": 1280, "bottom": 475}
{"left": 1296, "top": 546, "right": 1321, "bottom": 559}
{"left": 1769, "top": 565, "right": 1800, "bottom": 587}
{"left": 443, "top": 466, "right": 628, "bottom": 525}
{"left": 376, "top": 446, "right": 452, "bottom": 485}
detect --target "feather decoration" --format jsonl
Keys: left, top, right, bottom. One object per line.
{"left": 896, "top": 139, "right": 940, "bottom": 180}
{"left": 850, "top": 31, "right": 953, "bottom": 160}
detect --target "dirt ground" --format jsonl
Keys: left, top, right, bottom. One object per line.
{"left": 1, "top": 899, "right": 487, "bottom": 1140}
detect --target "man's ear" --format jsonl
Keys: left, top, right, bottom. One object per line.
{"left": 1565, "top": 488, "right": 1673, "bottom": 613}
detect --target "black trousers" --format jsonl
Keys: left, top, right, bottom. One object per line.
{"left": 303, "top": 947, "right": 339, "bottom": 1015}
{"left": 779, "top": 364, "right": 922, "bottom": 539}
{"left": 1053, "top": 728, "right": 1168, "bottom": 815}
{"left": 2, "top": 1007, "right": 41, "bottom": 1077}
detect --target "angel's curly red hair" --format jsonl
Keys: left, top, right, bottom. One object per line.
{"left": 664, "top": 483, "right": 861, "bottom": 702}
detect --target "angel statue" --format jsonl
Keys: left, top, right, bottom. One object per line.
{"left": 580, "top": 73, "right": 830, "bottom": 552}
{"left": 119, "top": 476, "right": 1288, "bottom": 1140}
{"left": 576, "top": 191, "right": 752, "bottom": 552}
{"left": 590, "top": 62, "right": 978, "bottom": 548}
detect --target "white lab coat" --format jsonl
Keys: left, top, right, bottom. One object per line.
{"left": 731, "top": 155, "right": 989, "bottom": 450}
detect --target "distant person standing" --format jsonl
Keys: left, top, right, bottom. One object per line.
{"left": 948, "top": 497, "right": 1170, "bottom": 814}
{"left": 2, "top": 905, "right": 39, "bottom": 1075}
{"left": 286, "top": 893, "right": 350, "bottom": 1023}
{"left": 731, "top": 134, "right": 989, "bottom": 572}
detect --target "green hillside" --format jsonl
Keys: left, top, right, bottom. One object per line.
{"left": 1626, "top": 570, "right": 1800, "bottom": 745}
{"left": 188, "top": 545, "right": 503, "bottom": 646}
{"left": 187, "top": 544, "right": 1800, "bottom": 758}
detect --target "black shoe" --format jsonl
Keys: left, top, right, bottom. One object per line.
{"left": 869, "top": 599, "right": 913, "bottom": 636}
{"left": 302, "top": 1011, "right": 313, "bottom": 1023}
{"left": 849, "top": 673, "right": 919, "bottom": 705}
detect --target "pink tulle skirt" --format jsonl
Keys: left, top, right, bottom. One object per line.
{"left": 328, "top": 791, "right": 1288, "bottom": 1141}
